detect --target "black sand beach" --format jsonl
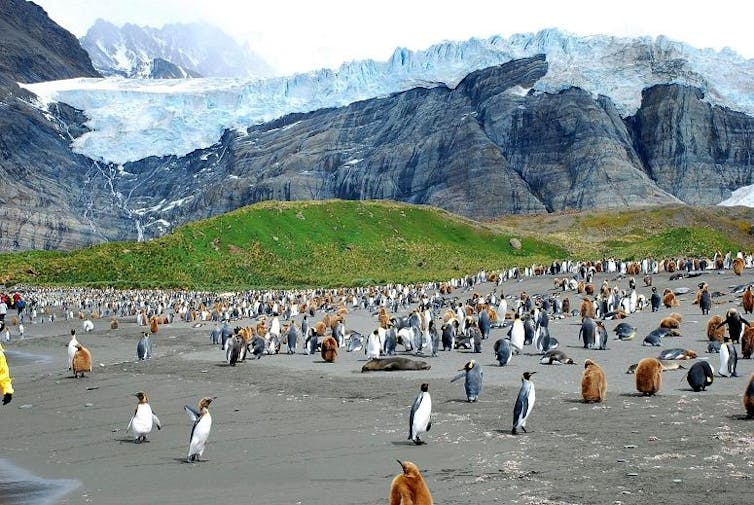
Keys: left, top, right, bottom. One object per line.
{"left": 1, "top": 268, "right": 753, "bottom": 505}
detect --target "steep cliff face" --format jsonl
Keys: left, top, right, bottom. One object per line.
{"left": 0, "top": 1, "right": 112, "bottom": 250}
{"left": 110, "top": 56, "right": 680, "bottom": 230}
{"left": 0, "top": 0, "right": 99, "bottom": 83}
{"left": 3, "top": 2, "right": 754, "bottom": 251}
{"left": 627, "top": 84, "right": 754, "bottom": 204}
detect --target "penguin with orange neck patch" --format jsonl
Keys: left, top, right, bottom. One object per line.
{"left": 127, "top": 392, "right": 161, "bottom": 443}
{"left": 389, "top": 460, "right": 433, "bottom": 505}
{"left": 184, "top": 396, "right": 214, "bottom": 462}
{"left": 408, "top": 383, "right": 432, "bottom": 445}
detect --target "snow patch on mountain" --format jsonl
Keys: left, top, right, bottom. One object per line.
{"left": 719, "top": 185, "right": 754, "bottom": 207}
{"left": 21, "top": 28, "right": 754, "bottom": 165}
{"left": 80, "top": 19, "right": 273, "bottom": 78}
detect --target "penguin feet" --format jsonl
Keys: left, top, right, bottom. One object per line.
{"left": 412, "top": 438, "right": 425, "bottom": 445}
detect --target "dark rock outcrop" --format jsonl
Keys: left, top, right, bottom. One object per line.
{"left": 0, "top": 0, "right": 109, "bottom": 250}
{"left": 0, "top": 0, "right": 100, "bottom": 83}
{"left": 627, "top": 84, "right": 754, "bottom": 204}
{"left": 149, "top": 58, "right": 202, "bottom": 79}
{"left": 1, "top": 1, "right": 754, "bottom": 251}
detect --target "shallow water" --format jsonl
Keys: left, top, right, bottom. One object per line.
{"left": 0, "top": 459, "right": 78, "bottom": 505}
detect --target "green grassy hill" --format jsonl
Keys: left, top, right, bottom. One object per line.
{"left": 2, "top": 202, "right": 752, "bottom": 290}
{"left": 491, "top": 205, "right": 754, "bottom": 259}
{"left": 0, "top": 200, "right": 565, "bottom": 290}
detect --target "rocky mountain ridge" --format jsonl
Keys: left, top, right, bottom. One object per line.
{"left": 0, "top": 2, "right": 753, "bottom": 251}
{"left": 80, "top": 19, "right": 272, "bottom": 78}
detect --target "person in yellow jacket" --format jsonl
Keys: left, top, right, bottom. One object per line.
{"left": 0, "top": 342, "right": 14, "bottom": 405}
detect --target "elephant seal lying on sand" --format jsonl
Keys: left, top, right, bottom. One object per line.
{"left": 361, "top": 357, "right": 431, "bottom": 372}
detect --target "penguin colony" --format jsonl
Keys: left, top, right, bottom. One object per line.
{"left": 9, "top": 253, "right": 754, "bottom": 502}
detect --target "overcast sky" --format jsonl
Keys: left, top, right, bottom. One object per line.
{"left": 34, "top": 0, "right": 754, "bottom": 75}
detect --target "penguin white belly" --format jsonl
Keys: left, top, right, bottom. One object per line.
{"left": 412, "top": 395, "right": 432, "bottom": 438}
{"left": 524, "top": 387, "right": 536, "bottom": 424}
{"left": 719, "top": 345, "right": 730, "bottom": 377}
{"left": 510, "top": 325, "right": 524, "bottom": 351}
{"left": 189, "top": 414, "right": 212, "bottom": 458}
{"left": 366, "top": 334, "right": 381, "bottom": 359}
{"left": 67, "top": 340, "right": 78, "bottom": 369}
{"left": 130, "top": 404, "right": 154, "bottom": 436}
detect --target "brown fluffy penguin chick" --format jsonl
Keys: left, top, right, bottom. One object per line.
{"left": 581, "top": 359, "right": 607, "bottom": 403}
{"left": 579, "top": 298, "right": 594, "bottom": 318}
{"left": 635, "top": 357, "right": 663, "bottom": 396}
{"left": 733, "top": 257, "right": 744, "bottom": 275}
{"left": 320, "top": 336, "right": 338, "bottom": 363}
{"left": 707, "top": 315, "right": 726, "bottom": 342}
{"left": 742, "top": 327, "right": 754, "bottom": 359}
{"left": 743, "top": 286, "right": 754, "bottom": 314}
{"left": 72, "top": 344, "right": 92, "bottom": 378}
{"left": 744, "top": 374, "right": 754, "bottom": 418}
{"left": 389, "top": 460, "right": 433, "bottom": 505}
{"left": 659, "top": 317, "right": 680, "bottom": 330}
{"left": 662, "top": 289, "right": 680, "bottom": 308}
{"left": 149, "top": 315, "right": 159, "bottom": 334}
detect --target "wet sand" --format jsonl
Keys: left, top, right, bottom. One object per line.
{"left": 1, "top": 269, "right": 753, "bottom": 505}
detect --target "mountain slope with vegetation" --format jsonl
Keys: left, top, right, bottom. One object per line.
{"left": 0, "top": 201, "right": 564, "bottom": 289}
{"left": 2, "top": 202, "right": 752, "bottom": 290}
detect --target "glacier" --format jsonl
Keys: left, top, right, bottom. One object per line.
{"left": 20, "top": 28, "right": 754, "bottom": 165}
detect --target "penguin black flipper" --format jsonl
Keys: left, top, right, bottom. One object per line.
{"left": 450, "top": 371, "right": 465, "bottom": 383}
{"left": 513, "top": 394, "right": 528, "bottom": 431}
{"left": 408, "top": 393, "right": 424, "bottom": 440}
{"left": 152, "top": 413, "right": 162, "bottom": 430}
{"left": 184, "top": 405, "right": 200, "bottom": 422}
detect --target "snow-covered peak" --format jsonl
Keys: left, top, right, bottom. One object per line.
{"left": 22, "top": 28, "right": 754, "bottom": 164}
{"left": 80, "top": 20, "right": 273, "bottom": 78}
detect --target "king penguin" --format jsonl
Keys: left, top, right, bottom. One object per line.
{"left": 366, "top": 329, "right": 382, "bottom": 359}
{"left": 719, "top": 338, "right": 739, "bottom": 377}
{"left": 450, "top": 360, "right": 483, "bottom": 402}
{"left": 184, "top": 396, "right": 214, "bottom": 462}
{"left": 67, "top": 329, "right": 79, "bottom": 370}
{"left": 389, "top": 460, "right": 434, "bottom": 505}
{"left": 126, "top": 392, "right": 162, "bottom": 443}
{"left": 136, "top": 332, "right": 152, "bottom": 360}
{"left": 512, "top": 371, "right": 536, "bottom": 435}
{"left": 493, "top": 338, "right": 512, "bottom": 366}
{"left": 508, "top": 314, "right": 524, "bottom": 353}
{"left": 408, "top": 383, "right": 432, "bottom": 445}
{"left": 686, "top": 361, "right": 714, "bottom": 392}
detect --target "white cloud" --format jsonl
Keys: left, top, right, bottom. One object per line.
{"left": 35, "top": 0, "right": 754, "bottom": 75}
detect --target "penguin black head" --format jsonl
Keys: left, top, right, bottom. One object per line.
{"left": 420, "top": 383, "right": 429, "bottom": 392}
{"left": 522, "top": 371, "right": 536, "bottom": 380}
{"left": 70, "top": 329, "right": 76, "bottom": 336}
{"left": 134, "top": 391, "right": 148, "bottom": 402}
{"left": 461, "top": 360, "right": 476, "bottom": 371}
